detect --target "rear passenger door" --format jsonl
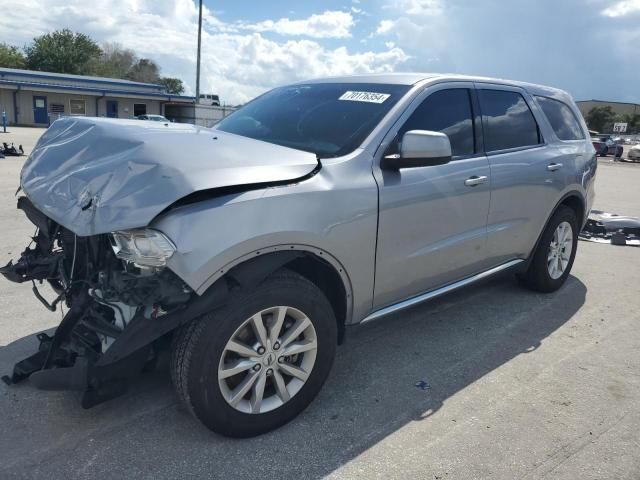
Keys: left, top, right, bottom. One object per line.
{"left": 476, "top": 85, "right": 558, "bottom": 265}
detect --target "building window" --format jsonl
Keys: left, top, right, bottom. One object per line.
{"left": 134, "top": 104, "right": 147, "bottom": 117}
{"left": 69, "top": 99, "right": 86, "bottom": 116}
{"left": 50, "top": 104, "right": 65, "bottom": 113}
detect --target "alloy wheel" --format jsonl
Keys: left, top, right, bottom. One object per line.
{"left": 547, "top": 221, "right": 573, "bottom": 280}
{"left": 218, "top": 306, "right": 318, "bottom": 414}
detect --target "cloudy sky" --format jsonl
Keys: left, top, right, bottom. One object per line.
{"left": 0, "top": 0, "right": 638, "bottom": 104}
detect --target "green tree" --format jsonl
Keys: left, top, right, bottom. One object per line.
{"left": 0, "top": 43, "right": 25, "bottom": 68}
{"left": 126, "top": 58, "right": 160, "bottom": 83}
{"left": 585, "top": 106, "right": 616, "bottom": 133}
{"left": 159, "top": 77, "right": 185, "bottom": 94}
{"left": 25, "top": 29, "right": 101, "bottom": 75}
{"left": 90, "top": 43, "right": 136, "bottom": 78}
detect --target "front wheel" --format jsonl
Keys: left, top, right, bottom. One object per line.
{"left": 171, "top": 269, "right": 337, "bottom": 437}
{"left": 519, "top": 205, "right": 578, "bottom": 293}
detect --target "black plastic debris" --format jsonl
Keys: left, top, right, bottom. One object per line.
{"left": 415, "top": 380, "right": 430, "bottom": 391}
{"left": 0, "top": 142, "right": 24, "bottom": 157}
{"left": 579, "top": 210, "right": 640, "bottom": 247}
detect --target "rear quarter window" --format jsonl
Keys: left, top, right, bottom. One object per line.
{"left": 478, "top": 90, "right": 541, "bottom": 152}
{"left": 535, "top": 96, "right": 585, "bottom": 141}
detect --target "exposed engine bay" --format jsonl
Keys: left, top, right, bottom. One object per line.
{"left": 0, "top": 196, "right": 206, "bottom": 407}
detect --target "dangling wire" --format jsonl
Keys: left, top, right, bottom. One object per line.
{"left": 69, "top": 234, "right": 77, "bottom": 285}
{"left": 27, "top": 227, "right": 38, "bottom": 249}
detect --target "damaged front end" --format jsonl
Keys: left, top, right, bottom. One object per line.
{"left": 1, "top": 197, "right": 224, "bottom": 407}
{"left": 1, "top": 116, "right": 319, "bottom": 407}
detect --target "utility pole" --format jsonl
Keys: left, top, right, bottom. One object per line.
{"left": 195, "top": 0, "right": 203, "bottom": 103}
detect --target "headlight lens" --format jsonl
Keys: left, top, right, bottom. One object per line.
{"left": 109, "top": 229, "right": 176, "bottom": 267}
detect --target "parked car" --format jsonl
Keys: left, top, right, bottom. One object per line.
{"left": 1, "top": 74, "right": 596, "bottom": 437}
{"left": 627, "top": 143, "right": 640, "bottom": 162}
{"left": 136, "top": 114, "right": 170, "bottom": 122}
{"left": 591, "top": 135, "right": 623, "bottom": 158}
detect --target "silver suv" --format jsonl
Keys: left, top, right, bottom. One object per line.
{"left": 2, "top": 74, "right": 596, "bottom": 437}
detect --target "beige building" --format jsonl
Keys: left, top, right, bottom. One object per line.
{"left": 576, "top": 100, "right": 640, "bottom": 118}
{"left": 164, "top": 102, "right": 237, "bottom": 127}
{"left": 0, "top": 67, "right": 193, "bottom": 126}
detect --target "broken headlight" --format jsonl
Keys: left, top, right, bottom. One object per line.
{"left": 109, "top": 229, "right": 176, "bottom": 268}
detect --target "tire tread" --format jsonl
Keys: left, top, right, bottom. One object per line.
{"left": 170, "top": 314, "right": 206, "bottom": 417}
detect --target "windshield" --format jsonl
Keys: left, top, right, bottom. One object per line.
{"left": 215, "top": 82, "right": 410, "bottom": 158}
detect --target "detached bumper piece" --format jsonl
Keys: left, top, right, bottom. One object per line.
{"left": 1, "top": 287, "right": 226, "bottom": 408}
{"left": 0, "top": 292, "right": 152, "bottom": 408}
{"left": 2, "top": 284, "right": 156, "bottom": 408}
{"left": 1, "top": 197, "right": 225, "bottom": 407}
{"left": 579, "top": 210, "right": 640, "bottom": 247}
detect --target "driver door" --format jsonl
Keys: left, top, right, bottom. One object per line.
{"left": 372, "top": 83, "right": 492, "bottom": 308}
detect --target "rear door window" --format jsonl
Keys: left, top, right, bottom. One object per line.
{"left": 399, "top": 88, "right": 475, "bottom": 157}
{"left": 535, "top": 96, "right": 585, "bottom": 141}
{"left": 478, "top": 90, "right": 541, "bottom": 152}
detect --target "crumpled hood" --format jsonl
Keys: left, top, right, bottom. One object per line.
{"left": 20, "top": 117, "right": 318, "bottom": 236}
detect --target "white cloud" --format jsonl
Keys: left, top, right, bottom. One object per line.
{"left": 374, "top": 15, "right": 446, "bottom": 49}
{"left": 385, "top": 0, "right": 443, "bottom": 16}
{"left": 0, "top": 0, "right": 408, "bottom": 104}
{"left": 602, "top": 0, "right": 640, "bottom": 16}
{"left": 375, "top": 0, "right": 446, "bottom": 50}
{"left": 208, "top": 34, "right": 408, "bottom": 103}
{"left": 376, "top": 19, "right": 396, "bottom": 34}
{"left": 240, "top": 11, "right": 354, "bottom": 39}
{"left": 372, "top": 14, "right": 450, "bottom": 72}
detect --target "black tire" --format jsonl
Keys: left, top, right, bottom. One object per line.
{"left": 170, "top": 269, "right": 337, "bottom": 437}
{"left": 519, "top": 205, "right": 578, "bottom": 293}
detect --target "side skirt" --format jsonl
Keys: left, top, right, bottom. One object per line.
{"left": 360, "top": 259, "right": 524, "bottom": 324}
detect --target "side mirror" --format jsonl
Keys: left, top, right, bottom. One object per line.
{"left": 381, "top": 130, "right": 452, "bottom": 169}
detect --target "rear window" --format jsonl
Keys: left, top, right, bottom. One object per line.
{"left": 478, "top": 90, "right": 541, "bottom": 152}
{"left": 535, "top": 96, "right": 585, "bottom": 141}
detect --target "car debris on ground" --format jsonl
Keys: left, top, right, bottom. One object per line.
{"left": 579, "top": 210, "right": 640, "bottom": 246}
{"left": 0, "top": 142, "right": 24, "bottom": 157}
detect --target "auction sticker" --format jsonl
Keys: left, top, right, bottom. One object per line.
{"left": 339, "top": 91, "right": 391, "bottom": 104}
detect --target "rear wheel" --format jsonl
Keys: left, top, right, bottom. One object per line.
{"left": 519, "top": 205, "right": 578, "bottom": 293}
{"left": 171, "top": 269, "right": 337, "bottom": 437}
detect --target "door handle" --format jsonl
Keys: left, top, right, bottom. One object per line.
{"left": 547, "top": 163, "right": 563, "bottom": 172}
{"left": 464, "top": 175, "right": 488, "bottom": 187}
